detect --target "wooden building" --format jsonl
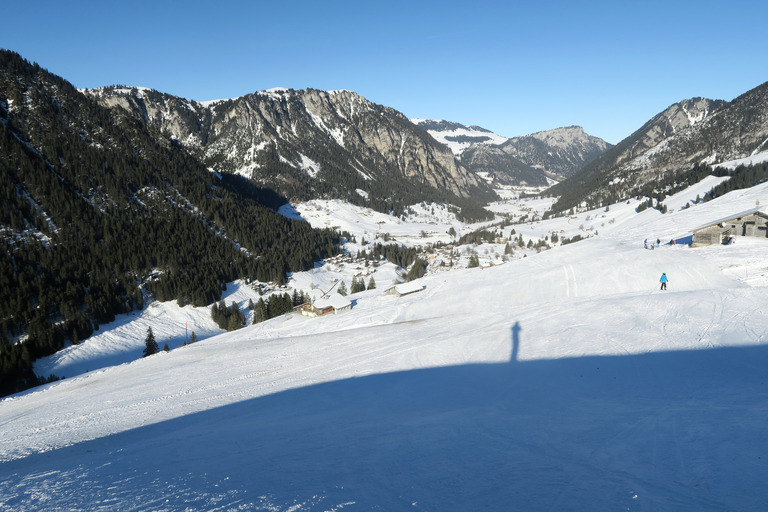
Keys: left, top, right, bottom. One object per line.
{"left": 296, "top": 294, "right": 352, "bottom": 317}
{"left": 692, "top": 208, "right": 768, "bottom": 246}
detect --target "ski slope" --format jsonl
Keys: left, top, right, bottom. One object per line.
{"left": 2, "top": 179, "right": 768, "bottom": 511}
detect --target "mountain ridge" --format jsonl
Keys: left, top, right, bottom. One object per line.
{"left": 414, "top": 120, "right": 612, "bottom": 187}
{"left": 85, "top": 86, "right": 496, "bottom": 216}
{"left": 547, "top": 82, "right": 768, "bottom": 214}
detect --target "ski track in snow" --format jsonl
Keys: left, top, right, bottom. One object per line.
{"left": 2, "top": 178, "right": 768, "bottom": 511}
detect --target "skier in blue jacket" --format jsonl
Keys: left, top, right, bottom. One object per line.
{"left": 660, "top": 272, "right": 668, "bottom": 290}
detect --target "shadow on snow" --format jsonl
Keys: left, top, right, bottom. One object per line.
{"left": 5, "top": 325, "right": 768, "bottom": 511}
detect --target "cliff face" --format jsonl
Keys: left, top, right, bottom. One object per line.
{"left": 501, "top": 126, "right": 613, "bottom": 179}
{"left": 87, "top": 87, "right": 488, "bottom": 203}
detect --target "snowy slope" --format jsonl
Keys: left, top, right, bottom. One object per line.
{"left": 2, "top": 180, "right": 768, "bottom": 511}
{"left": 412, "top": 119, "right": 508, "bottom": 156}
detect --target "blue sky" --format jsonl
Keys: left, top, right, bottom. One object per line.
{"left": 3, "top": 0, "right": 767, "bottom": 144}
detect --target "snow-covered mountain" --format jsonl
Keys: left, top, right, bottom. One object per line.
{"left": 3, "top": 175, "right": 768, "bottom": 511}
{"left": 85, "top": 87, "right": 494, "bottom": 213}
{"left": 460, "top": 126, "right": 611, "bottom": 187}
{"left": 500, "top": 125, "right": 613, "bottom": 178}
{"left": 414, "top": 120, "right": 612, "bottom": 187}
{"left": 549, "top": 83, "right": 768, "bottom": 213}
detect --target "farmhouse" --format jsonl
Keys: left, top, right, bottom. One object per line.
{"left": 296, "top": 294, "right": 352, "bottom": 317}
{"left": 692, "top": 208, "right": 768, "bottom": 246}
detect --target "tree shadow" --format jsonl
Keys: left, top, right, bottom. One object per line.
{"left": 5, "top": 340, "right": 768, "bottom": 511}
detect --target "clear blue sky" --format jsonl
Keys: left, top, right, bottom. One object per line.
{"left": 3, "top": 0, "right": 767, "bottom": 144}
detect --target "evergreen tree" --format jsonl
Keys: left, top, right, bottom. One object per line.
{"left": 367, "top": 276, "right": 376, "bottom": 290}
{"left": 163, "top": 343, "right": 170, "bottom": 352}
{"left": 337, "top": 281, "right": 348, "bottom": 296}
{"left": 467, "top": 254, "right": 480, "bottom": 268}
{"left": 143, "top": 327, "right": 159, "bottom": 357}
{"left": 406, "top": 257, "right": 428, "bottom": 281}
{"left": 351, "top": 277, "right": 365, "bottom": 294}
{"left": 254, "top": 298, "right": 267, "bottom": 324}
{"left": 188, "top": 331, "right": 197, "bottom": 343}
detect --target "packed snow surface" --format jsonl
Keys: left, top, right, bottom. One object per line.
{"left": 2, "top": 178, "right": 768, "bottom": 511}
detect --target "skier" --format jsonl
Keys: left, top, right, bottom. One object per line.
{"left": 659, "top": 272, "right": 668, "bottom": 291}
{"left": 644, "top": 239, "right": 649, "bottom": 249}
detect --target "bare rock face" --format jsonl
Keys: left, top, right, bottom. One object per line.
{"left": 499, "top": 126, "right": 612, "bottom": 180}
{"left": 87, "top": 87, "right": 488, "bottom": 205}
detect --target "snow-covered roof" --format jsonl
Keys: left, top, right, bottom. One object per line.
{"left": 692, "top": 207, "right": 767, "bottom": 231}
{"left": 388, "top": 281, "right": 426, "bottom": 295}
{"left": 313, "top": 294, "right": 351, "bottom": 311}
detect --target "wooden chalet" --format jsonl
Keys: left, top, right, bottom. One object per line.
{"left": 296, "top": 293, "right": 352, "bottom": 317}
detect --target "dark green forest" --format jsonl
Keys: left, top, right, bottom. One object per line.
{"left": 0, "top": 51, "right": 341, "bottom": 396}
{"left": 705, "top": 162, "right": 768, "bottom": 200}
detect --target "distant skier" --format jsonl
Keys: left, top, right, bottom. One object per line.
{"left": 644, "top": 239, "right": 649, "bottom": 249}
{"left": 660, "top": 272, "right": 668, "bottom": 291}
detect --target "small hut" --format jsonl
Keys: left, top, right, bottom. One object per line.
{"left": 384, "top": 282, "right": 426, "bottom": 297}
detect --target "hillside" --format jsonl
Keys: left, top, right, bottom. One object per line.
{"left": 0, "top": 51, "right": 342, "bottom": 394}
{"left": 415, "top": 121, "right": 611, "bottom": 187}
{"left": 2, "top": 175, "right": 767, "bottom": 510}
{"left": 462, "top": 125, "right": 612, "bottom": 187}
{"left": 548, "top": 82, "right": 768, "bottom": 214}
{"left": 499, "top": 125, "right": 612, "bottom": 178}
{"left": 410, "top": 119, "right": 509, "bottom": 155}
{"left": 86, "top": 87, "right": 496, "bottom": 217}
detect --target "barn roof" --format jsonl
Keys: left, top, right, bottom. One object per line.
{"left": 313, "top": 294, "right": 351, "bottom": 311}
{"left": 692, "top": 207, "right": 767, "bottom": 232}
{"left": 385, "top": 281, "right": 426, "bottom": 296}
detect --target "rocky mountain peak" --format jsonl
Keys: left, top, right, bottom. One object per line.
{"left": 86, "top": 86, "right": 492, "bottom": 213}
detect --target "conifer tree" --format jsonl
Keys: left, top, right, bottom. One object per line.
{"left": 367, "top": 276, "right": 376, "bottom": 290}
{"left": 406, "top": 257, "right": 428, "bottom": 281}
{"left": 337, "top": 281, "right": 348, "bottom": 296}
{"left": 254, "top": 298, "right": 267, "bottom": 324}
{"left": 143, "top": 327, "right": 159, "bottom": 357}
{"left": 188, "top": 331, "right": 197, "bottom": 343}
{"left": 350, "top": 277, "right": 365, "bottom": 294}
